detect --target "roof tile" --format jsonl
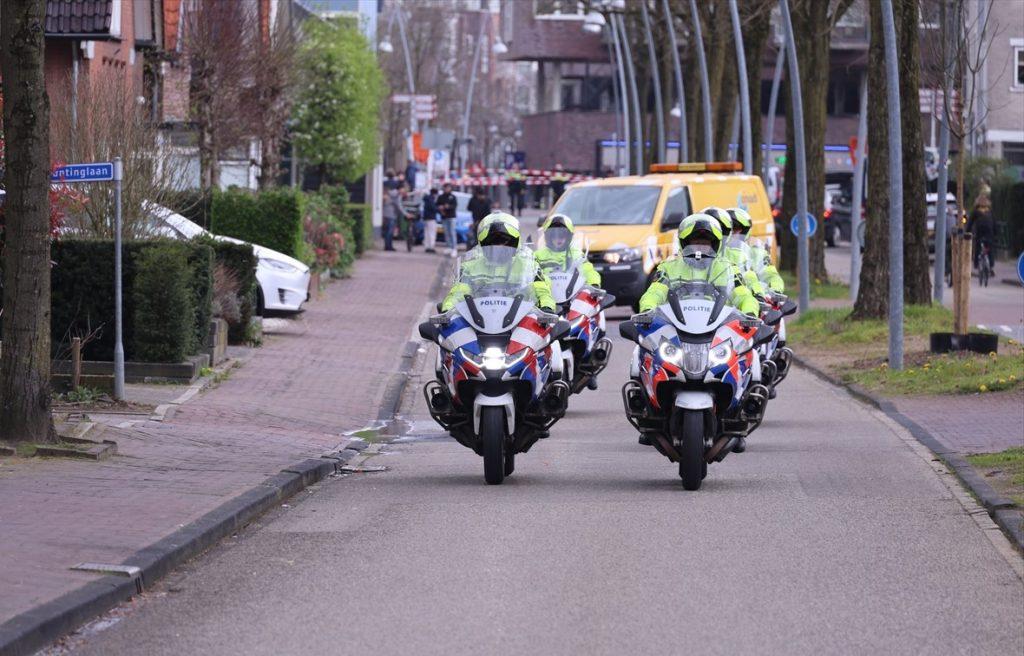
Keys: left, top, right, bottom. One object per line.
{"left": 45, "top": 0, "right": 114, "bottom": 37}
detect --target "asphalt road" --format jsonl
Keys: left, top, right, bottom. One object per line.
{"left": 56, "top": 313, "right": 1023, "bottom": 655}
{"left": 825, "top": 244, "right": 1024, "bottom": 342}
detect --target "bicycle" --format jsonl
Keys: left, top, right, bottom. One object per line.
{"left": 977, "top": 241, "right": 992, "bottom": 287}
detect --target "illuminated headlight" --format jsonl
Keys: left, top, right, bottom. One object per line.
{"left": 459, "top": 347, "right": 528, "bottom": 371}
{"left": 603, "top": 247, "right": 641, "bottom": 264}
{"left": 262, "top": 258, "right": 302, "bottom": 273}
{"left": 708, "top": 342, "right": 732, "bottom": 367}
{"left": 658, "top": 340, "right": 683, "bottom": 365}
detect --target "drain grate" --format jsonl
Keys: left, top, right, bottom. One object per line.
{"left": 71, "top": 563, "right": 144, "bottom": 593}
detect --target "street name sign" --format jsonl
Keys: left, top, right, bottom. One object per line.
{"left": 51, "top": 162, "right": 115, "bottom": 182}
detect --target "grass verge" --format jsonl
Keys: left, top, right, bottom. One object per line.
{"left": 780, "top": 272, "right": 849, "bottom": 300}
{"left": 967, "top": 448, "right": 1024, "bottom": 507}
{"left": 789, "top": 304, "right": 1024, "bottom": 395}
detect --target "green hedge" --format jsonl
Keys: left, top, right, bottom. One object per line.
{"left": 133, "top": 244, "right": 199, "bottom": 362}
{"left": 346, "top": 202, "right": 373, "bottom": 255}
{"left": 991, "top": 180, "right": 1024, "bottom": 255}
{"left": 198, "top": 236, "right": 258, "bottom": 343}
{"left": 211, "top": 188, "right": 306, "bottom": 260}
{"left": 161, "top": 189, "right": 213, "bottom": 230}
{"left": 51, "top": 239, "right": 214, "bottom": 362}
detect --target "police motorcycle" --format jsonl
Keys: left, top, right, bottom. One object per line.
{"left": 748, "top": 238, "right": 797, "bottom": 396}
{"left": 537, "top": 239, "right": 616, "bottom": 395}
{"left": 419, "top": 246, "right": 572, "bottom": 485}
{"left": 619, "top": 248, "right": 777, "bottom": 490}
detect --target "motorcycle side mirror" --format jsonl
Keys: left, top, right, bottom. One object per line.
{"left": 781, "top": 299, "right": 798, "bottom": 316}
{"left": 619, "top": 321, "right": 640, "bottom": 343}
{"left": 435, "top": 302, "right": 444, "bottom": 313}
{"left": 599, "top": 292, "right": 617, "bottom": 309}
{"left": 764, "top": 309, "right": 784, "bottom": 326}
{"left": 418, "top": 321, "right": 440, "bottom": 342}
{"left": 753, "top": 324, "right": 776, "bottom": 347}
{"left": 549, "top": 319, "right": 572, "bottom": 341}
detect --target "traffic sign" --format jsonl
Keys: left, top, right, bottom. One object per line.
{"left": 790, "top": 212, "right": 817, "bottom": 237}
{"left": 51, "top": 162, "right": 114, "bottom": 182}
{"left": 1017, "top": 251, "right": 1024, "bottom": 284}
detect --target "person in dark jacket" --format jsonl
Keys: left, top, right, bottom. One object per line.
{"left": 436, "top": 183, "right": 459, "bottom": 257}
{"left": 966, "top": 195, "right": 995, "bottom": 271}
{"left": 467, "top": 187, "right": 491, "bottom": 248}
{"left": 421, "top": 188, "right": 440, "bottom": 253}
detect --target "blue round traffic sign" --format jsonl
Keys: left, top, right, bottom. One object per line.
{"left": 790, "top": 213, "right": 817, "bottom": 238}
{"left": 1017, "top": 251, "right": 1024, "bottom": 285}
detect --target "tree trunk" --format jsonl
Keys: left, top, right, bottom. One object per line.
{"left": 852, "top": 0, "right": 891, "bottom": 319}
{"left": 0, "top": 0, "right": 56, "bottom": 444}
{"left": 742, "top": 2, "right": 772, "bottom": 176}
{"left": 897, "top": 0, "right": 931, "bottom": 304}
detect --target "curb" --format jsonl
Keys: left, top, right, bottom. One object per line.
{"left": 375, "top": 257, "right": 451, "bottom": 423}
{"left": 0, "top": 446, "right": 363, "bottom": 656}
{"left": 793, "top": 354, "right": 1024, "bottom": 551}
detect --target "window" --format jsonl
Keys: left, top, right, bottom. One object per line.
{"left": 1004, "top": 143, "right": 1024, "bottom": 167}
{"left": 1015, "top": 46, "right": 1024, "bottom": 89}
{"left": 660, "top": 186, "right": 691, "bottom": 231}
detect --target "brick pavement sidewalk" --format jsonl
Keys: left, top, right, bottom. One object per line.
{"left": 0, "top": 249, "right": 447, "bottom": 626}
{"left": 891, "top": 390, "right": 1024, "bottom": 455}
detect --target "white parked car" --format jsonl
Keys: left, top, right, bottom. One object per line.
{"left": 149, "top": 205, "right": 311, "bottom": 314}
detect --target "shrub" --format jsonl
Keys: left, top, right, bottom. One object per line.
{"left": 161, "top": 189, "right": 213, "bottom": 230}
{"left": 211, "top": 188, "right": 305, "bottom": 259}
{"left": 212, "top": 263, "right": 242, "bottom": 324}
{"left": 132, "top": 242, "right": 198, "bottom": 362}
{"left": 50, "top": 239, "right": 214, "bottom": 362}
{"left": 346, "top": 202, "right": 373, "bottom": 254}
{"left": 991, "top": 180, "right": 1024, "bottom": 255}
{"left": 196, "top": 237, "right": 257, "bottom": 344}
{"left": 305, "top": 189, "right": 356, "bottom": 276}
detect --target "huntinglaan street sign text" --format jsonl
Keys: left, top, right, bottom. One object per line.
{"left": 51, "top": 162, "right": 115, "bottom": 183}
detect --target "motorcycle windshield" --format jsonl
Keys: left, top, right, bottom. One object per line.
{"left": 723, "top": 235, "right": 754, "bottom": 271}
{"left": 747, "top": 238, "right": 769, "bottom": 277}
{"left": 457, "top": 246, "right": 538, "bottom": 303}
{"left": 663, "top": 247, "right": 735, "bottom": 300}
{"left": 539, "top": 254, "right": 587, "bottom": 304}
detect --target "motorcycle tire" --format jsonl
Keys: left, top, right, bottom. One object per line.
{"left": 504, "top": 450, "right": 515, "bottom": 477}
{"left": 481, "top": 406, "right": 506, "bottom": 485}
{"left": 675, "top": 409, "right": 705, "bottom": 491}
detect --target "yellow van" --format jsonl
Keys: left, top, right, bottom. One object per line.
{"left": 546, "top": 162, "right": 777, "bottom": 310}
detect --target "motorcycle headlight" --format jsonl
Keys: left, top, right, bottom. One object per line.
{"left": 658, "top": 339, "right": 683, "bottom": 365}
{"left": 460, "top": 346, "right": 528, "bottom": 371}
{"left": 708, "top": 342, "right": 732, "bottom": 367}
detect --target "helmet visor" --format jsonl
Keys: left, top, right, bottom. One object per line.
{"left": 543, "top": 226, "right": 572, "bottom": 252}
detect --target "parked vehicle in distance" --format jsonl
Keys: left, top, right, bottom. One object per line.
{"left": 150, "top": 205, "right": 311, "bottom": 314}
{"left": 926, "top": 192, "right": 957, "bottom": 254}
{"left": 823, "top": 172, "right": 855, "bottom": 247}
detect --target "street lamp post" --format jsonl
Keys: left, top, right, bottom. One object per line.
{"left": 778, "top": 0, "right": 810, "bottom": 312}
{"left": 728, "top": 0, "right": 753, "bottom": 173}
{"left": 460, "top": 14, "right": 488, "bottom": 180}
{"left": 616, "top": 13, "right": 643, "bottom": 174}
{"left": 661, "top": 0, "right": 688, "bottom": 163}
{"left": 585, "top": 10, "right": 625, "bottom": 175}
{"left": 639, "top": 0, "right": 665, "bottom": 163}
{"left": 688, "top": 0, "right": 714, "bottom": 161}
{"left": 608, "top": 13, "right": 632, "bottom": 174}
{"left": 880, "top": 0, "right": 904, "bottom": 370}
{"left": 763, "top": 43, "right": 785, "bottom": 184}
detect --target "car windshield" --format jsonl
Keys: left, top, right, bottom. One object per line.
{"left": 553, "top": 185, "right": 662, "bottom": 225}
{"left": 457, "top": 246, "right": 538, "bottom": 301}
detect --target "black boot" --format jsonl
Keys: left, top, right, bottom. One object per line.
{"left": 732, "top": 437, "right": 747, "bottom": 453}
{"left": 587, "top": 377, "right": 598, "bottom": 391}
{"left": 638, "top": 433, "right": 652, "bottom": 446}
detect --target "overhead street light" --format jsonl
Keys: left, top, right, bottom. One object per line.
{"left": 583, "top": 10, "right": 606, "bottom": 32}
{"left": 492, "top": 39, "right": 508, "bottom": 55}
{"left": 378, "top": 39, "right": 393, "bottom": 53}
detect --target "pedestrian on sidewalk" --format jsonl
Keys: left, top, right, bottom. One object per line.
{"left": 507, "top": 163, "right": 526, "bottom": 216}
{"left": 382, "top": 186, "right": 404, "bottom": 252}
{"left": 422, "top": 188, "right": 440, "bottom": 253}
{"left": 467, "top": 186, "right": 491, "bottom": 248}
{"left": 549, "top": 163, "right": 570, "bottom": 204}
{"left": 437, "top": 182, "right": 459, "bottom": 258}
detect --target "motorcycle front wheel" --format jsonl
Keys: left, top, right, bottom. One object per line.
{"left": 674, "top": 409, "right": 705, "bottom": 491}
{"left": 481, "top": 406, "right": 507, "bottom": 485}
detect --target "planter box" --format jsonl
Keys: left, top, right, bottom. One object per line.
{"left": 207, "top": 318, "right": 229, "bottom": 365}
{"left": 52, "top": 353, "right": 210, "bottom": 385}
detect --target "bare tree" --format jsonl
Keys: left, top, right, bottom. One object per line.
{"left": 0, "top": 0, "right": 56, "bottom": 443}
{"left": 182, "top": 0, "right": 259, "bottom": 191}
{"left": 252, "top": 4, "right": 297, "bottom": 189}
{"left": 50, "top": 70, "right": 191, "bottom": 238}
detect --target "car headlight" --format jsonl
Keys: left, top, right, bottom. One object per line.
{"left": 262, "top": 258, "right": 302, "bottom": 273}
{"left": 603, "top": 247, "right": 641, "bottom": 264}
{"left": 708, "top": 342, "right": 732, "bottom": 367}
